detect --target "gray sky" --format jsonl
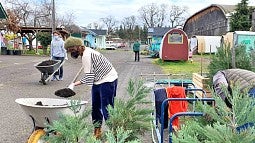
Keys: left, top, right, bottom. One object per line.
{"left": 56, "top": 0, "right": 254, "bottom": 27}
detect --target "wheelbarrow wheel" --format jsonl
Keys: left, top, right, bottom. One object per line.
{"left": 41, "top": 73, "right": 48, "bottom": 85}
{"left": 27, "top": 129, "right": 46, "bottom": 143}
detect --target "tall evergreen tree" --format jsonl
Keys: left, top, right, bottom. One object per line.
{"left": 230, "top": 0, "right": 253, "bottom": 31}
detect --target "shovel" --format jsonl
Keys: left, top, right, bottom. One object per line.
{"left": 55, "top": 66, "right": 84, "bottom": 98}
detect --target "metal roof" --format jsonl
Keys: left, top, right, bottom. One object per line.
{"left": 89, "top": 29, "right": 107, "bottom": 35}
{"left": 0, "top": 3, "right": 7, "bottom": 19}
{"left": 147, "top": 27, "right": 171, "bottom": 37}
{"left": 80, "top": 26, "right": 97, "bottom": 36}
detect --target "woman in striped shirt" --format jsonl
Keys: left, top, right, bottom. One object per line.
{"left": 64, "top": 37, "right": 118, "bottom": 139}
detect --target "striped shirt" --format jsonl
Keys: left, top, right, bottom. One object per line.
{"left": 80, "top": 47, "right": 118, "bottom": 86}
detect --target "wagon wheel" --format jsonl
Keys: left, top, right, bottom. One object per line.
{"left": 27, "top": 129, "right": 46, "bottom": 143}
{"left": 41, "top": 73, "right": 48, "bottom": 85}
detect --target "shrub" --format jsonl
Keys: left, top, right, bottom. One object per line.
{"left": 37, "top": 32, "right": 51, "bottom": 55}
{"left": 207, "top": 43, "right": 252, "bottom": 86}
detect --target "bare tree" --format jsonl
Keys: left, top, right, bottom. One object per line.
{"left": 5, "top": 9, "right": 20, "bottom": 32}
{"left": 121, "top": 16, "right": 136, "bottom": 40}
{"left": 86, "top": 23, "right": 92, "bottom": 29}
{"left": 4, "top": 0, "right": 31, "bottom": 26}
{"left": 157, "top": 4, "right": 168, "bottom": 27}
{"left": 30, "top": 0, "right": 52, "bottom": 27}
{"left": 168, "top": 5, "right": 188, "bottom": 28}
{"left": 101, "top": 15, "right": 118, "bottom": 35}
{"left": 93, "top": 22, "right": 99, "bottom": 29}
{"left": 138, "top": 3, "right": 166, "bottom": 28}
{"left": 4, "top": 0, "right": 52, "bottom": 27}
{"left": 65, "top": 24, "right": 81, "bottom": 33}
{"left": 56, "top": 12, "right": 76, "bottom": 28}
{"left": 122, "top": 16, "right": 136, "bottom": 30}
{"left": 4, "top": 0, "right": 76, "bottom": 28}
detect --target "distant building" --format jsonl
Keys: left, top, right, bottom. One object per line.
{"left": 89, "top": 29, "right": 107, "bottom": 49}
{"left": 147, "top": 27, "right": 171, "bottom": 57}
{"left": 183, "top": 4, "right": 236, "bottom": 38}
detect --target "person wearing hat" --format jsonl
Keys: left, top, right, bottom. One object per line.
{"left": 50, "top": 31, "right": 67, "bottom": 81}
{"left": 64, "top": 37, "right": 118, "bottom": 139}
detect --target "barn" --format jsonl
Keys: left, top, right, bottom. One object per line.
{"left": 183, "top": 4, "right": 236, "bottom": 38}
{"left": 159, "top": 28, "right": 189, "bottom": 61}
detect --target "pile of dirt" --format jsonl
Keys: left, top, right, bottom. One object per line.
{"left": 35, "top": 101, "right": 43, "bottom": 106}
{"left": 37, "top": 60, "right": 58, "bottom": 66}
{"left": 55, "top": 88, "right": 76, "bottom": 98}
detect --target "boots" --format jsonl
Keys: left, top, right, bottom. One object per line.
{"left": 94, "top": 127, "right": 102, "bottom": 139}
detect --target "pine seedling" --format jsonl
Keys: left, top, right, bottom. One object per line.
{"left": 106, "top": 79, "right": 153, "bottom": 141}
{"left": 173, "top": 85, "right": 255, "bottom": 142}
{"left": 43, "top": 100, "right": 93, "bottom": 143}
{"left": 104, "top": 127, "right": 141, "bottom": 143}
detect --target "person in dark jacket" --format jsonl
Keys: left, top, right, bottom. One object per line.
{"left": 213, "top": 68, "right": 255, "bottom": 108}
{"left": 133, "top": 40, "right": 141, "bottom": 62}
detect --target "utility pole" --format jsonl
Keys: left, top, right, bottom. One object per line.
{"left": 52, "top": 0, "right": 56, "bottom": 32}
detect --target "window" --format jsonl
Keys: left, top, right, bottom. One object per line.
{"left": 168, "top": 32, "right": 183, "bottom": 44}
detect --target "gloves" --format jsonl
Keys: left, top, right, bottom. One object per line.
{"left": 65, "top": 53, "right": 68, "bottom": 60}
{"left": 68, "top": 83, "right": 75, "bottom": 90}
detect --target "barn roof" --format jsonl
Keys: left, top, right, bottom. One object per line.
{"left": 183, "top": 4, "right": 239, "bottom": 29}
{"left": 186, "top": 4, "right": 235, "bottom": 23}
{"left": 184, "top": 4, "right": 255, "bottom": 26}
{"left": 214, "top": 4, "right": 236, "bottom": 15}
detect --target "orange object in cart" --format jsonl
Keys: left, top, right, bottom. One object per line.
{"left": 159, "top": 28, "right": 189, "bottom": 61}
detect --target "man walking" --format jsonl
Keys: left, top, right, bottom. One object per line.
{"left": 133, "top": 39, "right": 141, "bottom": 62}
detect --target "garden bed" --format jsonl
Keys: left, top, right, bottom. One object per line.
{"left": 192, "top": 73, "right": 211, "bottom": 98}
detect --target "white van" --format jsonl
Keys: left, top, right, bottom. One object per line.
{"left": 105, "top": 41, "right": 116, "bottom": 50}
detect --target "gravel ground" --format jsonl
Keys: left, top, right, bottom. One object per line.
{"left": 0, "top": 47, "right": 163, "bottom": 143}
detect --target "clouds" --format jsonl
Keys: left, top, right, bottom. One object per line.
{"left": 56, "top": 0, "right": 255, "bottom": 27}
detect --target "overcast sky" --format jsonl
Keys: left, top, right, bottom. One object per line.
{"left": 32, "top": 0, "right": 255, "bottom": 27}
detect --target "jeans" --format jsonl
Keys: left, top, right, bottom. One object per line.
{"left": 91, "top": 79, "right": 118, "bottom": 127}
{"left": 52, "top": 56, "right": 64, "bottom": 79}
{"left": 134, "top": 51, "right": 140, "bottom": 61}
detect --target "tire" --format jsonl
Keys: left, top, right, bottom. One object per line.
{"left": 27, "top": 129, "right": 46, "bottom": 143}
{"left": 41, "top": 73, "right": 48, "bottom": 85}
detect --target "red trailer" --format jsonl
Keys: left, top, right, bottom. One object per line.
{"left": 159, "top": 28, "right": 188, "bottom": 61}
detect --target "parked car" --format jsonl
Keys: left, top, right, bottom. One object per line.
{"left": 116, "top": 42, "right": 126, "bottom": 48}
{"left": 105, "top": 45, "right": 116, "bottom": 50}
{"left": 105, "top": 41, "right": 117, "bottom": 50}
